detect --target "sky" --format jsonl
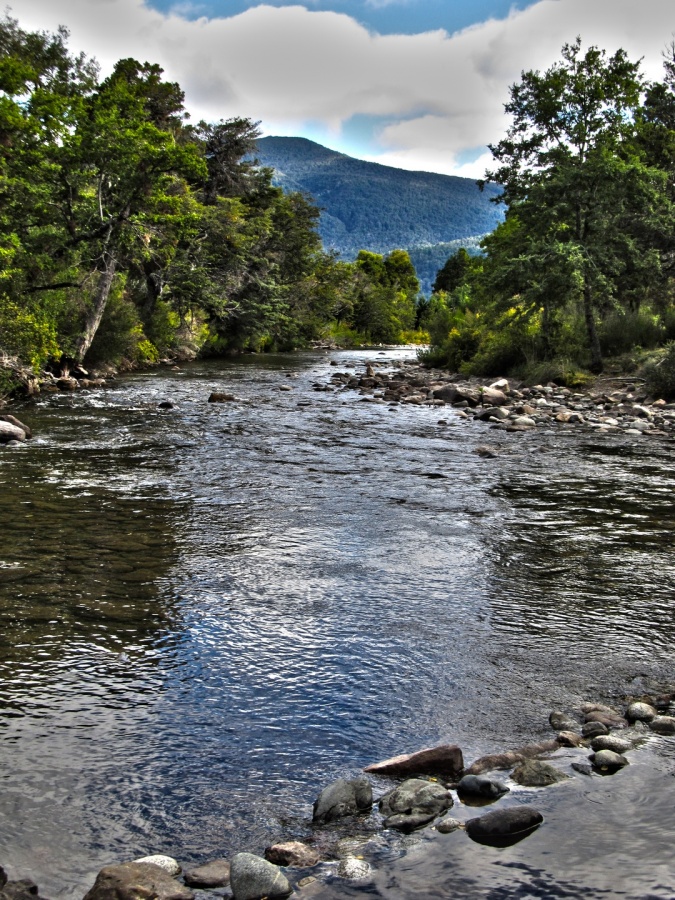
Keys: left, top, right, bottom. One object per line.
{"left": 9, "top": 0, "right": 675, "bottom": 178}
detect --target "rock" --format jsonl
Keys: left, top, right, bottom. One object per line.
{"left": 592, "top": 750, "right": 629, "bottom": 770}
{"left": 57, "top": 376, "right": 78, "bottom": 391}
{"left": 133, "top": 856, "right": 181, "bottom": 876}
{"left": 466, "top": 739, "right": 559, "bottom": 775}
{"left": 0, "top": 867, "right": 5, "bottom": 889}
{"left": 0, "top": 422, "right": 26, "bottom": 444}
{"left": 229, "top": 853, "right": 291, "bottom": 900}
{"left": 590, "top": 735, "right": 632, "bottom": 754}
{"left": 457, "top": 775, "right": 509, "bottom": 799}
{"left": 335, "top": 858, "right": 371, "bottom": 881}
{"left": 584, "top": 711, "right": 627, "bottom": 729}
{"left": 473, "top": 445, "right": 499, "bottom": 457}
{"left": 649, "top": 716, "right": 675, "bottom": 735}
{"left": 0, "top": 415, "right": 31, "bottom": 439}
{"left": 556, "top": 731, "right": 584, "bottom": 748}
{"left": 264, "top": 843, "right": 319, "bottom": 868}
{"left": 432, "top": 384, "right": 479, "bottom": 406}
{"left": 183, "top": 860, "right": 231, "bottom": 888}
{"left": 157, "top": 401, "right": 174, "bottom": 409}
{"left": 208, "top": 392, "right": 237, "bottom": 403}
{"left": 626, "top": 702, "right": 657, "bottom": 722}
{"left": 379, "top": 778, "right": 454, "bottom": 831}
{"left": 571, "top": 763, "right": 594, "bottom": 776}
{"left": 549, "top": 711, "right": 578, "bottom": 732}
{"left": 489, "top": 379, "right": 509, "bottom": 392}
{"left": 364, "top": 744, "right": 463, "bottom": 779}
{"left": 279, "top": 385, "right": 292, "bottom": 391}
{"left": 465, "top": 808, "right": 543, "bottom": 844}
{"left": 512, "top": 416, "right": 536, "bottom": 427}
{"left": 479, "top": 387, "right": 508, "bottom": 406}
{"left": 0, "top": 880, "right": 39, "bottom": 900}
{"left": 581, "top": 703, "right": 616, "bottom": 714}
{"left": 582, "top": 721, "right": 608, "bottom": 738}
{"left": 511, "top": 760, "right": 568, "bottom": 787}
{"left": 82, "top": 863, "right": 194, "bottom": 900}
{"left": 436, "top": 817, "right": 462, "bottom": 834}
{"left": 312, "top": 777, "right": 372, "bottom": 823}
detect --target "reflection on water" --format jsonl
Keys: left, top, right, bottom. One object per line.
{"left": 0, "top": 351, "right": 674, "bottom": 898}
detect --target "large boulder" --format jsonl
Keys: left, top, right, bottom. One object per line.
{"left": 229, "top": 853, "right": 291, "bottom": 900}
{"left": 82, "top": 863, "right": 194, "bottom": 900}
{"left": 432, "top": 384, "right": 480, "bottom": 406}
{"left": 0, "top": 880, "right": 39, "bottom": 900}
{"left": 364, "top": 744, "right": 463, "bottom": 779}
{"left": 312, "top": 777, "right": 372, "bottom": 823}
{"left": 379, "top": 778, "right": 453, "bottom": 831}
{"left": 626, "top": 702, "right": 657, "bottom": 723}
{"left": 479, "top": 387, "right": 508, "bottom": 407}
{"left": 465, "top": 807, "right": 543, "bottom": 844}
{"left": 590, "top": 735, "right": 632, "bottom": 754}
{"left": 591, "top": 750, "right": 629, "bottom": 770}
{"left": 183, "top": 860, "right": 230, "bottom": 889}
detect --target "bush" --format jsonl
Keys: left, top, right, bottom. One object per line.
{"left": 643, "top": 342, "right": 675, "bottom": 400}
{"left": 86, "top": 292, "right": 144, "bottom": 366}
{"left": 598, "top": 309, "right": 665, "bottom": 356}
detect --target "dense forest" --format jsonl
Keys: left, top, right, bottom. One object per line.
{"left": 2, "top": 20, "right": 675, "bottom": 398}
{"left": 254, "top": 136, "right": 503, "bottom": 292}
{"left": 0, "top": 16, "right": 423, "bottom": 395}
{"left": 420, "top": 39, "right": 675, "bottom": 395}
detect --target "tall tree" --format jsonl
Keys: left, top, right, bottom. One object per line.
{"left": 484, "top": 39, "right": 664, "bottom": 371}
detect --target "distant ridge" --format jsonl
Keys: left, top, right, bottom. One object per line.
{"left": 254, "top": 136, "right": 503, "bottom": 293}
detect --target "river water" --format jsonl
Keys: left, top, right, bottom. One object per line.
{"left": 0, "top": 350, "right": 674, "bottom": 899}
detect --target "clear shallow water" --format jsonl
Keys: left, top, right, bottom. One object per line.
{"left": 0, "top": 350, "right": 674, "bottom": 898}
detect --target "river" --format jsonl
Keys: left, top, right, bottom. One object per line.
{"left": 1, "top": 350, "right": 674, "bottom": 899}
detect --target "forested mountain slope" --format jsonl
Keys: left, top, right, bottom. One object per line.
{"left": 255, "top": 137, "right": 503, "bottom": 291}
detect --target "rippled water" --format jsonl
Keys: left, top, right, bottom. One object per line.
{"left": 1, "top": 350, "right": 674, "bottom": 899}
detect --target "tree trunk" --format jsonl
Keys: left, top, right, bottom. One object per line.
{"left": 583, "top": 276, "right": 603, "bottom": 373}
{"left": 74, "top": 249, "right": 117, "bottom": 364}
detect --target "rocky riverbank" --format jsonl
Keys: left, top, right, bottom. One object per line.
{"left": 3, "top": 692, "right": 674, "bottom": 900}
{"left": 327, "top": 359, "right": 675, "bottom": 438}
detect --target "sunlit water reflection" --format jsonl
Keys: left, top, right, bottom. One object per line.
{"left": 0, "top": 350, "right": 674, "bottom": 898}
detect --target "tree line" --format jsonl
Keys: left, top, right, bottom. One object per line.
{"left": 421, "top": 38, "right": 675, "bottom": 389}
{"left": 0, "top": 16, "right": 422, "bottom": 385}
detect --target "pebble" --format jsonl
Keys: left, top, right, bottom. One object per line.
{"left": 436, "top": 817, "right": 462, "bottom": 834}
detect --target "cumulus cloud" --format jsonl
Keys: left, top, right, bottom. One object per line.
{"left": 11, "top": 0, "right": 675, "bottom": 177}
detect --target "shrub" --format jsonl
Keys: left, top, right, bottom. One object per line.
{"left": 598, "top": 309, "right": 665, "bottom": 356}
{"left": 643, "top": 342, "right": 675, "bottom": 400}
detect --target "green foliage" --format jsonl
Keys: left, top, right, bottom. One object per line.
{"left": 598, "top": 309, "right": 665, "bottom": 356}
{"left": 643, "top": 343, "right": 675, "bottom": 399}
{"left": 85, "top": 289, "right": 143, "bottom": 365}
{"left": 0, "top": 294, "right": 61, "bottom": 370}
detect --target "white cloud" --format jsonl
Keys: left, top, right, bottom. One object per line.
{"left": 10, "top": 0, "right": 675, "bottom": 177}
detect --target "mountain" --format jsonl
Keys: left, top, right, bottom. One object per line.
{"left": 254, "top": 136, "right": 503, "bottom": 293}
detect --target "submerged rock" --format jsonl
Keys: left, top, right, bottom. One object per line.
{"left": 549, "top": 711, "right": 578, "bottom": 732}
{"left": 364, "top": 744, "right": 463, "bottom": 779}
{"left": 511, "top": 760, "right": 568, "bottom": 787}
{"left": 229, "top": 853, "right": 291, "bottom": 900}
{"left": 82, "top": 863, "right": 194, "bottom": 900}
{"left": 208, "top": 392, "right": 237, "bottom": 403}
{"left": 436, "top": 817, "right": 462, "bottom": 834}
{"left": 0, "top": 422, "right": 26, "bottom": 444}
{"left": 465, "top": 807, "right": 543, "bottom": 844}
{"left": 335, "top": 858, "right": 371, "bottom": 881}
{"left": 457, "top": 775, "right": 509, "bottom": 799}
{"left": 183, "top": 860, "right": 231, "bottom": 888}
{"left": 313, "top": 777, "right": 372, "bottom": 823}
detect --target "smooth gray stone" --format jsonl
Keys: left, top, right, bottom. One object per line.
{"left": 436, "top": 817, "right": 462, "bottom": 834}
{"left": 549, "top": 711, "right": 578, "bottom": 732}
{"left": 457, "top": 775, "right": 509, "bottom": 798}
{"left": 313, "top": 776, "right": 372, "bottom": 823}
{"left": 592, "top": 750, "right": 629, "bottom": 769}
{"left": 626, "top": 702, "right": 657, "bottom": 722}
{"left": 383, "top": 811, "right": 437, "bottom": 832}
{"left": 591, "top": 735, "right": 632, "bottom": 754}
{"left": 582, "top": 721, "right": 608, "bottom": 738}
{"left": 466, "top": 807, "right": 543, "bottom": 842}
{"left": 649, "top": 716, "right": 675, "bottom": 735}
{"left": 335, "top": 858, "right": 371, "bottom": 881}
{"left": 229, "top": 853, "right": 291, "bottom": 900}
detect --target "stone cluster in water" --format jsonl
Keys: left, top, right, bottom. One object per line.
{"left": 4, "top": 692, "right": 673, "bottom": 900}
{"left": 327, "top": 361, "right": 675, "bottom": 437}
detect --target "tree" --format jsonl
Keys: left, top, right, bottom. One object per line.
{"left": 484, "top": 39, "right": 664, "bottom": 372}
{"left": 433, "top": 247, "right": 472, "bottom": 294}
